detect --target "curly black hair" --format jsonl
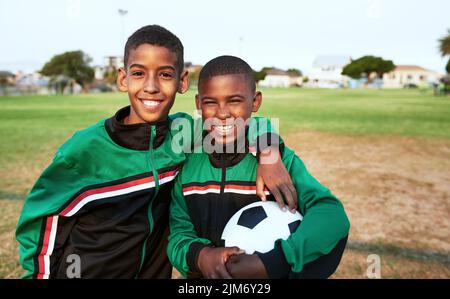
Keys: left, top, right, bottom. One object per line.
{"left": 198, "top": 55, "right": 255, "bottom": 92}
{"left": 124, "top": 25, "right": 184, "bottom": 74}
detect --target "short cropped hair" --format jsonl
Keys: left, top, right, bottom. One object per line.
{"left": 198, "top": 55, "right": 256, "bottom": 92}
{"left": 124, "top": 25, "right": 184, "bottom": 74}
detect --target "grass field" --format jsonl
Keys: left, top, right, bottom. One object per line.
{"left": 1, "top": 88, "right": 449, "bottom": 278}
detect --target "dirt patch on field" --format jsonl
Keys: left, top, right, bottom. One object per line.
{"left": 284, "top": 131, "right": 450, "bottom": 277}
{"left": 332, "top": 245, "right": 450, "bottom": 279}
{"left": 2, "top": 131, "right": 449, "bottom": 278}
{"left": 0, "top": 200, "right": 24, "bottom": 278}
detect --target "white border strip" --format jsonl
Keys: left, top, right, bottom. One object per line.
{"left": 183, "top": 189, "right": 221, "bottom": 196}
{"left": 42, "top": 215, "right": 59, "bottom": 279}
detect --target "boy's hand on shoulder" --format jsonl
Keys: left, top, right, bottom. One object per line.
{"left": 225, "top": 254, "right": 268, "bottom": 279}
{"left": 256, "top": 146, "right": 298, "bottom": 213}
{"left": 197, "top": 246, "right": 243, "bottom": 279}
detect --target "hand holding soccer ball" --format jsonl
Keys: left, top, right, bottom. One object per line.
{"left": 197, "top": 246, "right": 244, "bottom": 279}
{"left": 221, "top": 201, "right": 302, "bottom": 254}
{"left": 225, "top": 253, "right": 268, "bottom": 279}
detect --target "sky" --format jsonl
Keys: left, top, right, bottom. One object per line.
{"left": 0, "top": 0, "right": 449, "bottom": 75}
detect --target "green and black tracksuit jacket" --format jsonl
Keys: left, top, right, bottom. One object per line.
{"left": 16, "top": 106, "right": 185, "bottom": 278}
{"left": 167, "top": 143, "right": 350, "bottom": 279}
{"left": 15, "top": 106, "right": 275, "bottom": 279}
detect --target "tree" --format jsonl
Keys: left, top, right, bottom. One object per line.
{"left": 438, "top": 29, "right": 450, "bottom": 57}
{"left": 188, "top": 69, "right": 200, "bottom": 88}
{"left": 103, "top": 68, "right": 118, "bottom": 86}
{"left": 254, "top": 69, "right": 267, "bottom": 83}
{"left": 439, "top": 29, "right": 450, "bottom": 74}
{"left": 341, "top": 55, "right": 395, "bottom": 83}
{"left": 287, "top": 68, "right": 302, "bottom": 77}
{"left": 40, "top": 50, "right": 94, "bottom": 92}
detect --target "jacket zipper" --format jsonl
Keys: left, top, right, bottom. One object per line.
{"left": 135, "top": 126, "right": 159, "bottom": 278}
{"left": 220, "top": 154, "right": 226, "bottom": 194}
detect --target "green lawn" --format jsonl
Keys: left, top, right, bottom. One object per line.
{"left": 1, "top": 87, "right": 449, "bottom": 278}
{"left": 0, "top": 88, "right": 449, "bottom": 196}
{"left": 258, "top": 88, "right": 450, "bottom": 137}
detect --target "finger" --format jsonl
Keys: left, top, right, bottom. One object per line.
{"left": 225, "top": 259, "right": 235, "bottom": 273}
{"left": 228, "top": 246, "right": 241, "bottom": 253}
{"left": 224, "top": 247, "right": 242, "bottom": 262}
{"left": 216, "top": 265, "right": 233, "bottom": 279}
{"left": 227, "top": 255, "right": 238, "bottom": 264}
{"left": 270, "top": 186, "right": 286, "bottom": 211}
{"left": 287, "top": 182, "right": 298, "bottom": 212}
{"left": 280, "top": 184, "right": 297, "bottom": 212}
{"left": 229, "top": 248, "right": 246, "bottom": 255}
{"left": 255, "top": 174, "right": 266, "bottom": 201}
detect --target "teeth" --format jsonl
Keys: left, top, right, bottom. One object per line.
{"left": 214, "top": 125, "right": 234, "bottom": 135}
{"left": 142, "top": 100, "right": 160, "bottom": 107}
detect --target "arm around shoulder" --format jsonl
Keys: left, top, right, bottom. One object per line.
{"left": 278, "top": 152, "right": 350, "bottom": 275}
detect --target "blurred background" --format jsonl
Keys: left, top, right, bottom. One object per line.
{"left": 0, "top": 0, "right": 449, "bottom": 278}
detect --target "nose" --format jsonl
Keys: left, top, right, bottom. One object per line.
{"left": 143, "top": 73, "right": 159, "bottom": 94}
{"left": 216, "top": 103, "right": 231, "bottom": 120}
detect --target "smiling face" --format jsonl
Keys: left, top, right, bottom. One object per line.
{"left": 117, "top": 44, "right": 188, "bottom": 124}
{"left": 196, "top": 74, "right": 262, "bottom": 145}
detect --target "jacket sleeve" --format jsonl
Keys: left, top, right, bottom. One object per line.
{"left": 15, "top": 148, "right": 80, "bottom": 279}
{"left": 258, "top": 150, "right": 350, "bottom": 277}
{"left": 166, "top": 172, "right": 212, "bottom": 278}
{"left": 169, "top": 113, "right": 284, "bottom": 154}
{"left": 247, "top": 116, "right": 284, "bottom": 152}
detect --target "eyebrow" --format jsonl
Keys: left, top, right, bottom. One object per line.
{"left": 200, "top": 94, "right": 246, "bottom": 101}
{"left": 128, "top": 64, "right": 146, "bottom": 70}
{"left": 128, "top": 64, "right": 176, "bottom": 71}
{"left": 158, "top": 65, "right": 176, "bottom": 71}
{"left": 200, "top": 96, "right": 217, "bottom": 101}
{"left": 226, "top": 94, "right": 245, "bottom": 99}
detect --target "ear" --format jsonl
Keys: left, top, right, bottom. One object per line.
{"left": 116, "top": 67, "right": 128, "bottom": 92}
{"left": 178, "top": 70, "right": 189, "bottom": 94}
{"left": 195, "top": 94, "right": 201, "bottom": 111}
{"left": 252, "top": 91, "right": 262, "bottom": 112}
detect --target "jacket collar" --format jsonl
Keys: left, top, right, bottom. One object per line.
{"left": 105, "top": 106, "right": 169, "bottom": 151}
{"left": 206, "top": 129, "right": 250, "bottom": 168}
{"left": 208, "top": 150, "right": 249, "bottom": 168}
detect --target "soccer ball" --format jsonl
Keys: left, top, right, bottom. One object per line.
{"left": 221, "top": 201, "right": 302, "bottom": 254}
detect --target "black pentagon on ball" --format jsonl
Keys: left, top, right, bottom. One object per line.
{"left": 237, "top": 206, "right": 268, "bottom": 229}
{"left": 288, "top": 220, "right": 301, "bottom": 234}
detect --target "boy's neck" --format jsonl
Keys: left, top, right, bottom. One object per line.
{"left": 105, "top": 106, "right": 170, "bottom": 151}
{"left": 121, "top": 106, "right": 168, "bottom": 125}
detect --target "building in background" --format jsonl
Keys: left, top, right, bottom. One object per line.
{"left": 184, "top": 62, "right": 202, "bottom": 89}
{"left": 0, "top": 71, "right": 16, "bottom": 85}
{"left": 383, "top": 65, "right": 442, "bottom": 88}
{"left": 8, "top": 71, "right": 50, "bottom": 95}
{"left": 306, "top": 55, "right": 351, "bottom": 88}
{"left": 258, "top": 68, "right": 303, "bottom": 88}
{"left": 0, "top": 71, "right": 16, "bottom": 96}
{"left": 94, "top": 56, "right": 124, "bottom": 80}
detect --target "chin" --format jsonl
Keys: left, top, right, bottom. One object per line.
{"left": 138, "top": 110, "right": 168, "bottom": 123}
{"left": 212, "top": 134, "right": 236, "bottom": 146}
{"left": 210, "top": 130, "right": 244, "bottom": 147}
